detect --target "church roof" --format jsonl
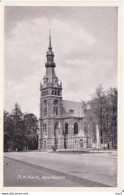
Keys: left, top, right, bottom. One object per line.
{"left": 62, "top": 100, "right": 84, "bottom": 118}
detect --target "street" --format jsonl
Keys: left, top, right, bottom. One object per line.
{"left": 4, "top": 157, "right": 109, "bottom": 187}
{"left": 4, "top": 151, "right": 117, "bottom": 187}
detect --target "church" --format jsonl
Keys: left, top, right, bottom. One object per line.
{"left": 38, "top": 34, "right": 92, "bottom": 151}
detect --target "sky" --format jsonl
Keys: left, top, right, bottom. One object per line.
{"left": 4, "top": 6, "right": 118, "bottom": 118}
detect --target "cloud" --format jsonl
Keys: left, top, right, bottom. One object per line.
{"left": 4, "top": 70, "right": 41, "bottom": 116}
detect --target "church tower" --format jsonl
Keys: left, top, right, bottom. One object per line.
{"left": 38, "top": 31, "right": 63, "bottom": 150}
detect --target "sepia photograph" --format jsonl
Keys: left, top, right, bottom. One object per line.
{"left": 3, "top": 4, "right": 121, "bottom": 189}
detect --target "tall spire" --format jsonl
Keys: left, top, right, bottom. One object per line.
{"left": 49, "top": 29, "right": 52, "bottom": 49}
{"left": 45, "top": 30, "right": 55, "bottom": 68}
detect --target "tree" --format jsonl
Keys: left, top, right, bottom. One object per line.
{"left": 23, "top": 113, "right": 38, "bottom": 150}
{"left": 82, "top": 86, "right": 117, "bottom": 148}
{"left": 107, "top": 88, "right": 117, "bottom": 147}
{"left": 10, "top": 103, "right": 24, "bottom": 151}
{"left": 4, "top": 110, "right": 14, "bottom": 151}
{"left": 4, "top": 103, "right": 39, "bottom": 151}
{"left": 89, "top": 86, "right": 106, "bottom": 144}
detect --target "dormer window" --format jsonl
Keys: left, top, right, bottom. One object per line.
{"left": 69, "top": 109, "right": 74, "bottom": 114}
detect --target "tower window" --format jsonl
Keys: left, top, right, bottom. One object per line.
{"left": 54, "top": 99, "right": 58, "bottom": 105}
{"left": 42, "top": 91, "right": 48, "bottom": 96}
{"left": 43, "top": 123, "right": 47, "bottom": 135}
{"left": 48, "top": 56, "right": 51, "bottom": 61}
{"left": 42, "top": 91, "right": 47, "bottom": 96}
{"left": 44, "top": 108, "right": 47, "bottom": 116}
{"left": 43, "top": 100, "right": 47, "bottom": 116}
{"left": 44, "top": 100, "right": 47, "bottom": 105}
{"left": 54, "top": 107, "right": 58, "bottom": 115}
{"left": 44, "top": 124, "right": 47, "bottom": 131}
{"left": 74, "top": 123, "right": 78, "bottom": 134}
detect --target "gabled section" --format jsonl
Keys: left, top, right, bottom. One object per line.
{"left": 62, "top": 100, "right": 84, "bottom": 118}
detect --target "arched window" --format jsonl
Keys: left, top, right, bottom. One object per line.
{"left": 54, "top": 107, "right": 58, "bottom": 115}
{"left": 48, "top": 56, "right": 51, "bottom": 62}
{"left": 43, "top": 124, "right": 45, "bottom": 131}
{"left": 74, "top": 123, "right": 78, "bottom": 134}
{"left": 43, "top": 123, "right": 47, "bottom": 135}
{"left": 54, "top": 99, "right": 58, "bottom": 105}
{"left": 44, "top": 108, "right": 47, "bottom": 116}
{"left": 43, "top": 100, "right": 47, "bottom": 116}
{"left": 65, "top": 123, "right": 68, "bottom": 134}
{"left": 44, "top": 124, "right": 47, "bottom": 132}
{"left": 44, "top": 100, "right": 47, "bottom": 105}
{"left": 54, "top": 99, "right": 58, "bottom": 115}
{"left": 43, "top": 124, "right": 46, "bottom": 131}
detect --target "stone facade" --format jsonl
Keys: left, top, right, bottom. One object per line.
{"left": 38, "top": 35, "right": 91, "bottom": 151}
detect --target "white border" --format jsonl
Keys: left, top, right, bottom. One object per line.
{"left": 0, "top": 1, "right": 123, "bottom": 192}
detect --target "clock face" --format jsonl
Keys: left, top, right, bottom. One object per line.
{"left": 54, "top": 99, "right": 58, "bottom": 105}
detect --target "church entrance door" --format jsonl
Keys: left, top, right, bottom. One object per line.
{"left": 79, "top": 139, "right": 84, "bottom": 148}
{"left": 64, "top": 135, "right": 67, "bottom": 149}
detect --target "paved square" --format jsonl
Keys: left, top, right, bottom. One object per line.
{"left": 4, "top": 151, "right": 117, "bottom": 187}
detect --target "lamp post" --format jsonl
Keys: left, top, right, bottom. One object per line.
{"left": 96, "top": 124, "right": 100, "bottom": 149}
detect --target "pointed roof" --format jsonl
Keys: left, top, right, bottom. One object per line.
{"left": 45, "top": 30, "right": 55, "bottom": 68}
{"left": 49, "top": 29, "right": 52, "bottom": 49}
